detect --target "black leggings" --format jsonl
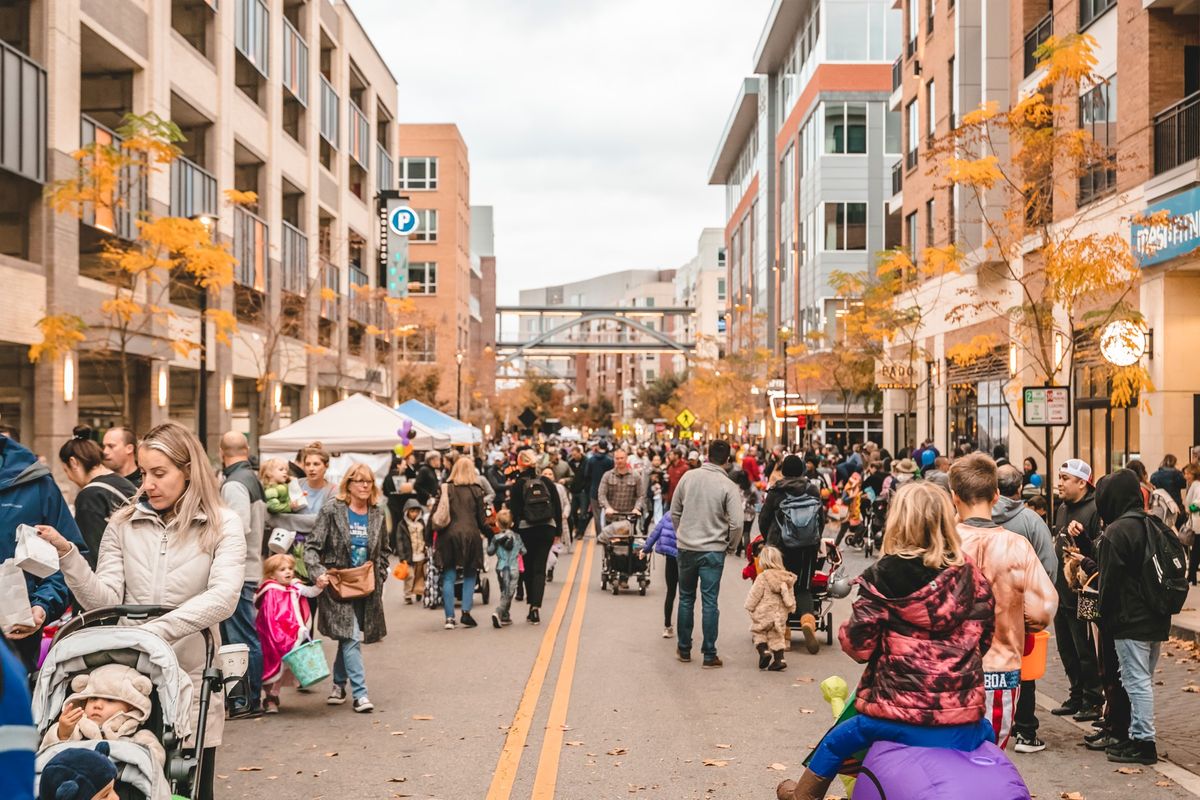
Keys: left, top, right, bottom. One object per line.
{"left": 521, "top": 525, "right": 556, "bottom": 608}
{"left": 663, "top": 555, "right": 678, "bottom": 627}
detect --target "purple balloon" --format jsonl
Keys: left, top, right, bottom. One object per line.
{"left": 850, "top": 741, "right": 1030, "bottom": 800}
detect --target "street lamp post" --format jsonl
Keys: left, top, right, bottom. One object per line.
{"left": 779, "top": 325, "right": 791, "bottom": 451}
{"left": 455, "top": 350, "right": 464, "bottom": 419}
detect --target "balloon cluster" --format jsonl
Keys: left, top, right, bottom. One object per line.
{"left": 394, "top": 419, "right": 415, "bottom": 458}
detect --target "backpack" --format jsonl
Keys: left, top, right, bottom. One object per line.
{"left": 1133, "top": 512, "right": 1189, "bottom": 616}
{"left": 775, "top": 492, "right": 823, "bottom": 550}
{"left": 1148, "top": 488, "right": 1180, "bottom": 527}
{"left": 520, "top": 476, "right": 555, "bottom": 525}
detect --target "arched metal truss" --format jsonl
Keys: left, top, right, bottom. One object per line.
{"left": 495, "top": 307, "right": 696, "bottom": 366}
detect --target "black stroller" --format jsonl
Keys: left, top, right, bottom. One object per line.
{"left": 599, "top": 512, "right": 651, "bottom": 595}
{"left": 32, "top": 605, "right": 230, "bottom": 800}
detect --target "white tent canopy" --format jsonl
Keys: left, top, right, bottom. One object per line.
{"left": 259, "top": 393, "right": 451, "bottom": 454}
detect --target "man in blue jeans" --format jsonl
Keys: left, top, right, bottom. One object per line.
{"left": 669, "top": 439, "right": 743, "bottom": 668}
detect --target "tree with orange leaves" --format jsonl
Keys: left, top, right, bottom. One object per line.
{"left": 32, "top": 112, "right": 240, "bottom": 421}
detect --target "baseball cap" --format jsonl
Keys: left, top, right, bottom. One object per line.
{"left": 1059, "top": 459, "right": 1093, "bottom": 484}
{"left": 688, "top": 450, "right": 700, "bottom": 461}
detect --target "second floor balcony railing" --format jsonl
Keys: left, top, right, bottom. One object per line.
{"left": 1023, "top": 12, "right": 1053, "bottom": 78}
{"left": 281, "top": 16, "right": 308, "bottom": 105}
{"left": 235, "top": 0, "right": 269, "bottom": 77}
{"left": 1154, "top": 91, "right": 1200, "bottom": 176}
{"left": 280, "top": 220, "right": 307, "bottom": 295}
{"left": 348, "top": 266, "right": 371, "bottom": 323}
{"left": 169, "top": 155, "right": 217, "bottom": 219}
{"left": 0, "top": 38, "right": 47, "bottom": 184}
{"left": 320, "top": 76, "right": 339, "bottom": 148}
{"left": 891, "top": 56, "right": 902, "bottom": 93}
{"left": 376, "top": 142, "right": 393, "bottom": 192}
{"left": 891, "top": 160, "right": 903, "bottom": 195}
{"left": 80, "top": 114, "right": 144, "bottom": 240}
{"left": 232, "top": 205, "right": 268, "bottom": 292}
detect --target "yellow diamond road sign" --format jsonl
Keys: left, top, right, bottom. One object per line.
{"left": 675, "top": 408, "right": 696, "bottom": 429}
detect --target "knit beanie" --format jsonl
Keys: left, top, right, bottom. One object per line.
{"left": 39, "top": 742, "right": 117, "bottom": 800}
{"left": 781, "top": 455, "right": 805, "bottom": 478}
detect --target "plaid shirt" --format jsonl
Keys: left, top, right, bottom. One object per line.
{"left": 598, "top": 467, "right": 644, "bottom": 515}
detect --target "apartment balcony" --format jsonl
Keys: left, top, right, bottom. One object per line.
{"left": 80, "top": 115, "right": 144, "bottom": 240}
{"left": 1154, "top": 91, "right": 1200, "bottom": 176}
{"left": 280, "top": 220, "right": 308, "bottom": 295}
{"left": 376, "top": 142, "right": 393, "bottom": 192}
{"left": 348, "top": 101, "right": 369, "bottom": 169}
{"left": 0, "top": 38, "right": 47, "bottom": 184}
{"left": 905, "top": 148, "right": 918, "bottom": 171}
{"left": 319, "top": 76, "right": 339, "bottom": 148}
{"left": 234, "top": 0, "right": 269, "bottom": 77}
{"left": 1023, "top": 12, "right": 1052, "bottom": 78}
{"left": 281, "top": 16, "right": 308, "bottom": 105}
{"left": 320, "top": 259, "right": 340, "bottom": 319}
{"left": 889, "top": 160, "right": 904, "bottom": 213}
{"left": 169, "top": 155, "right": 217, "bottom": 219}
{"left": 232, "top": 205, "right": 268, "bottom": 292}
{"left": 891, "top": 56, "right": 901, "bottom": 92}
{"left": 348, "top": 265, "right": 371, "bottom": 323}
{"left": 469, "top": 294, "right": 481, "bottom": 322}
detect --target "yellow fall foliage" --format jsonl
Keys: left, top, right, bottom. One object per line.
{"left": 28, "top": 315, "right": 86, "bottom": 363}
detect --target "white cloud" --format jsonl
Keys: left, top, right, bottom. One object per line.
{"left": 350, "top": 0, "right": 773, "bottom": 303}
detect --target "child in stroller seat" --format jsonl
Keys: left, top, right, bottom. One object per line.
{"left": 39, "top": 664, "right": 164, "bottom": 773}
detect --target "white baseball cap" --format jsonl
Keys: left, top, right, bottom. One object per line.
{"left": 688, "top": 450, "right": 700, "bottom": 461}
{"left": 1059, "top": 459, "right": 1093, "bottom": 484}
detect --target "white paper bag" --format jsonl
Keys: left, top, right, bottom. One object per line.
{"left": 0, "top": 559, "right": 34, "bottom": 632}
{"left": 268, "top": 527, "right": 297, "bottom": 555}
{"left": 14, "top": 524, "right": 59, "bottom": 579}
{"left": 287, "top": 480, "right": 308, "bottom": 511}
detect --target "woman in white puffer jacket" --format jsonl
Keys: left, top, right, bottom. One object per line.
{"left": 38, "top": 422, "right": 244, "bottom": 800}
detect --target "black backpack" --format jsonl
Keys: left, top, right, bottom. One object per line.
{"left": 521, "top": 476, "right": 555, "bottom": 525}
{"left": 776, "top": 492, "right": 823, "bottom": 550}
{"left": 1128, "top": 512, "right": 1189, "bottom": 616}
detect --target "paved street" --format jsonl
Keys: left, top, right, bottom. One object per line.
{"left": 220, "top": 537, "right": 1200, "bottom": 799}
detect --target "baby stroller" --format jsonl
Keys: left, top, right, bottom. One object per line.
{"left": 862, "top": 491, "right": 889, "bottom": 559}
{"left": 31, "top": 605, "right": 229, "bottom": 800}
{"left": 599, "top": 512, "right": 651, "bottom": 595}
{"left": 790, "top": 539, "right": 850, "bottom": 646}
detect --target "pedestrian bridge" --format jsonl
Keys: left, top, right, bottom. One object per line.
{"left": 494, "top": 305, "right": 696, "bottom": 365}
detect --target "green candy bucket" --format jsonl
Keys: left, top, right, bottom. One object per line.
{"left": 282, "top": 639, "right": 330, "bottom": 687}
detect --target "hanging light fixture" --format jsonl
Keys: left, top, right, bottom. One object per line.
{"left": 1008, "top": 343, "right": 1019, "bottom": 377}
{"left": 273, "top": 382, "right": 283, "bottom": 413}
{"left": 1099, "top": 320, "right": 1148, "bottom": 367}
{"left": 62, "top": 352, "right": 75, "bottom": 403}
{"left": 311, "top": 387, "right": 321, "bottom": 414}
{"left": 156, "top": 364, "right": 168, "bottom": 408}
{"left": 223, "top": 377, "right": 234, "bottom": 411}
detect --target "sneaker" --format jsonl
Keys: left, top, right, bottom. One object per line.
{"left": 1073, "top": 706, "right": 1103, "bottom": 723}
{"left": 528, "top": 608, "right": 540, "bottom": 625}
{"left": 1085, "top": 734, "right": 1125, "bottom": 752}
{"left": 676, "top": 648, "right": 692, "bottom": 663}
{"left": 444, "top": 618, "right": 456, "bottom": 630}
{"left": 546, "top": 568, "right": 554, "bottom": 583}
{"left": 492, "top": 611, "right": 502, "bottom": 629}
{"left": 263, "top": 694, "right": 280, "bottom": 715}
{"left": 227, "top": 706, "right": 264, "bottom": 720}
{"left": 460, "top": 611, "right": 478, "bottom": 628}
{"left": 1012, "top": 733, "right": 1046, "bottom": 753}
{"left": 662, "top": 626, "right": 673, "bottom": 639}
{"left": 501, "top": 615, "right": 513, "bottom": 627}
{"left": 1050, "top": 700, "right": 1081, "bottom": 716}
{"left": 404, "top": 596, "right": 413, "bottom": 605}
{"left": 326, "top": 685, "right": 347, "bottom": 705}
{"left": 1084, "top": 728, "right": 1110, "bottom": 744}
{"left": 353, "top": 696, "right": 374, "bottom": 713}
{"left": 702, "top": 656, "right": 724, "bottom": 669}
{"left": 1108, "top": 738, "right": 1157, "bottom": 765}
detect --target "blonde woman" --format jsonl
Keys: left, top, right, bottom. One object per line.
{"left": 777, "top": 481, "right": 996, "bottom": 800}
{"left": 303, "top": 463, "right": 390, "bottom": 713}
{"left": 434, "top": 456, "right": 491, "bottom": 629}
{"left": 37, "top": 422, "right": 246, "bottom": 800}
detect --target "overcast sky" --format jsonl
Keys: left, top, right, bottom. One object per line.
{"left": 353, "top": 0, "right": 773, "bottom": 305}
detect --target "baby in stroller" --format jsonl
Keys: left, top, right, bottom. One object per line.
{"left": 39, "top": 664, "right": 165, "bottom": 773}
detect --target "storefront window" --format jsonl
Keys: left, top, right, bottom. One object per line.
{"left": 1074, "top": 364, "right": 1140, "bottom": 474}
{"left": 947, "top": 378, "right": 1008, "bottom": 454}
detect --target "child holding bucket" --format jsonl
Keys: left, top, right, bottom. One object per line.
{"left": 255, "top": 553, "right": 324, "bottom": 713}
{"left": 777, "top": 482, "right": 997, "bottom": 800}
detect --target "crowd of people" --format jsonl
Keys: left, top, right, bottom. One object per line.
{"left": 1, "top": 415, "right": 1196, "bottom": 800}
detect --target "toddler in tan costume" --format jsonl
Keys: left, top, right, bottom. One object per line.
{"left": 745, "top": 545, "right": 797, "bottom": 672}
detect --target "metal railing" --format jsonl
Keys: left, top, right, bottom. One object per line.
{"left": 0, "top": 38, "right": 47, "bottom": 183}
{"left": 892, "top": 56, "right": 902, "bottom": 92}
{"left": 348, "top": 100, "right": 369, "bottom": 169}
{"left": 376, "top": 142, "right": 393, "bottom": 192}
{"left": 80, "top": 114, "right": 143, "bottom": 240}
{"left": 891, "top": 160, "right": 903, "bottom": 195}
{"left": 320, "top": 259, "right": 340, "bottom": 319}
{"left": 1154, "top": 91, "right": 1200, "bottom": 176}
{"left": 348, "top": 266, "right": 371, "bottom": 323}
{"left": 1023, "top": 12, "right": 1052, "bottom": 78}
{"left": 281, "top": 16, "right": 308, "bottom": 105}
{"left": 232, "top": 206, "right": 269, "bottom": 292}
{"left": 235, "top": 0, "right": 269, "bottom": 77}
{"left": 169, "top": 155, "right": 218, "bottom": 219}
{"left": 906, "top": 147, "right": 918, "bottom": 171}
{"left": 280, "top": 220, "right": 308, "bottom": 295}
{"left": 319, "top": 76, "right": 339, "bottom": 148}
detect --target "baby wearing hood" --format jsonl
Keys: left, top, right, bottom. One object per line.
{"left": 744, "top": 546, "right": 798, "bottom": 671}
{"left": 40, "top": 663, "right": 165, "bottom": 771}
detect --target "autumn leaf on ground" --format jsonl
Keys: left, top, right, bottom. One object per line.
{"left": 1114, "top": 767, "right": 1142, "bottom": 775}
{"left": 1182, "top": 685, "right": 1200, "bottom": 693}
{"left": 799, "top": 708, "right": 815, "bottom": 714}
{"left": 607, "top": 747, "right": 628, "bottom": 756}
{"left": 714, "top": 744, "right": 732, "bottom": 749}
{"left": 1060, "top": 792, "right": 1085, "bottom": 800}
{"left": 236, "top": 766, "right": 263, "bottom": 772}
{"left": 702, "top": 759, "right": 728, "bottom": 767}
{"left": 566, "top": 741, "right": 584, "bottom": 747}
{"left": 1155, "top": 780, "right": 1175, "bottom": 787}
{"left": 412, "top": 714, "right": 434, "bottom": 720}
{"left": 390, "top": 731, "right": 405, "bottom": 736}
{"left": 769, "top": 763, "right": 788, "bottom": 771}
{"left": 324, "top": 752, "right": 337, "bottom": 757}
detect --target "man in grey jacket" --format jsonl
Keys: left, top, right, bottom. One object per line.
{"left": 670, "top": 439, "right": 743, "bottom": 668}
{"left": 993, "top": 463, "right": 1057, "bottom": 753}
{"left": 219, "top": 431, "right": 266, "bottom": 717}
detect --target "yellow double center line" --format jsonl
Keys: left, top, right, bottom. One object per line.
{"left": 486, "top": 540, "right": 597, "bottom": 800}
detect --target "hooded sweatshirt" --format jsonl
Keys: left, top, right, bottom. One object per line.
{"left": 1095, "top": 469, "right": 1172, "bottom": 642}
{"left": 744, "top": 568, "right": 797, "bottom": 634}
{"left": 0, "top": 436, "right": 86, "bottom": 624}
{"left": 958, "top": 520, "right": 1058, "bottom": 674}
{"left": 840, "top": 557, "right": 995, "bottom": 725}
{"left": 992, "top": 496, "right": 1057, "bottom": 577}
{"left": 396, "top": 498, "right": 426, "bottom": 564}
{"left": 1052, "top": 486, "right": 1100, "bottom": 607}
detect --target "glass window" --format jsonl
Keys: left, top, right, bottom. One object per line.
{"left": 399, "top": 157, "right": 438, "bottom": 190}
{"left": 828, "top": 3, "right": 866, "bottom": 60}
{"left": 906, "top": 100, "right": 919, "bottom": 168}
{"left": 925, "top": 198, "right": 935, "bottom": 247}
{"left": 885, "top": 109, "right": 901, "bottom": 154}
{"left": 407, "top": 262, "right": 437, "bottom": 294}
{"left": 410, "top": 209, "right": 438, "bottom": 242}
{"left": 824, "top": 202, "right": 868, "bottom": 251}
{"left": 1080, "top": 0, "right": 1116, "bottom": 28}
{"left": 926, "top": 80, "right": 936, "bottom": 139}
{"left": 1078, "top": 75, "right": 1117, "bottom": 205}
{"left": 717, "top": 278, "right": 726, "bottom": 300}
{"left": 824, "top": 102, "right": 868, "bottom": 154}
{"left": 905, "top": 210, "right": 918, "bottom": 253}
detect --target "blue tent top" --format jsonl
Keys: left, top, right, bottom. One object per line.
{"left": 395, "top": 399, "right": 482, "bottom": 447}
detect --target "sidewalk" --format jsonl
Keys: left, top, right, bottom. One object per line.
{"left": 1171, "top": 584, "right": 1200, "bottom": 644}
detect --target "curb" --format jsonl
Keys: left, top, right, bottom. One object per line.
{"left": 1171, "top": 622, "right": 1200, "bottom": 646}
